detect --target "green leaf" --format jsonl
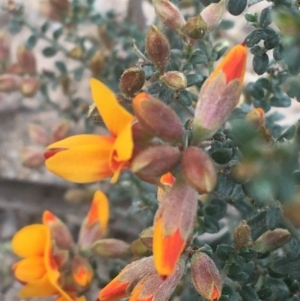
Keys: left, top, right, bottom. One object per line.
{"left": 216, "top": 244, "right": 234, "bottom": 261}
{"left": 266, "top": 207, "right": 281, "bottom": 230}
{"left": 158, "top": 87, "right": 174, "bottom": 104}
{"left": 227, "top": 0, "right": 247, "bottom": 16}
{"left": 211, "top": 148, "right": 233, "bottom": 164}
{"left": 253, "top": 53, "right": 269, "bottom": 75}
{"left": 41, "top": 21, "right": 49, "bottom": 33}
{"left": 42, "top": 47, "right": 57, "bottom": 57}
{"left": 270, "top": 95, "right": 291, "bottom": 107}
{"left": 240, "top": 286, "right": 259, "bottom": 301}
{"left": 264, "top": 31, "right": 280, "bottom": 49}
{"left": 186, "top": 74, "right": 203, "bottom": 87}
{"left": 147, "top": 81, "right": 163, "bottom": 94}
{"left": 245, "top": 12, "right": 258, "bottom": 23}
{"left": 74, "top": 68, "right": 84, "bottom": 81}
{"left": 178, "top": 90, "right": 193, "bottom": 106}
{"left": 26, "top": 35, "right": 38, "bottom": 50}
{"left": 245, "top": 29, "right": 266, "bottom": 47}
{"left": 55, "top": 61, "right": 67, "bottom": 74}
{"left": 260, "top": 6, "right": 272, "bottom": 28}
{"left": 53, "top": 27, "right": 63, "bottom": 40}
{"left": 257, "top": 287, "right": 273, "bottom": 299}
{"left": 247, "top": 82, "right": 264, "bottom": 99}
{"left": 8, "top": 18, "right": 23, "bottom": 35}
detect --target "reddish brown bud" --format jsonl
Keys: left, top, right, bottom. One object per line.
{"left": 0, "top": 31, "right": 10, "bottom": 64}
{"left": 89, "top": 50, "right": 105, "bottom": 77}
{"left": 139, "top": 227, "right": 154, "bottom": 250}
{"left": 50, "top": 119, "right": 70, "bottom": 143}
{"left": 43, "top": 210, "right": 74, "bottom": 250}
{"left": 146, "top": 25, "right": 170, "bottom": 73}
{"left": 253, "top": 229, "right": 291, "bottom": 253}
{"left": 130, "top": 239, "right": 149, "bottom": 256}
{"left": 161, "top": 71, "right": 187, "bottom": 90}
{"left": 50, "top": 0, "right": 70, "bottom": 10}
{"left": 181, "top": 146, "right": 217, "bottom": 194}
{"left": 28, "top": 123, "right": 49, "bottom": 146}
{"left": 19, "top": 147, "right": 45, "bottom": 168}
{"left": 0, "top": 74, "right": 20, "bottom": 92}
{"left": 200, "top": 0, "right": 226, "bottom": 32}
{"left": 93, "top": 239, "right": 130, "bottom": 258}
{"left": 133, "top": 93, "right": 184, "bottom": 141}
{"left": 20, "top": 77, "right": 39, "bottom": 97}
{"left": 17, "top": 44, "right": 36, "bottom": 75}
{"left": 131, "top": 144, "right": 181, "bottom": 178}
{"left": 245, "top": 108, "right": 265, "bottom": 128}
{"left": 119, "top": 67, "right": 145, "bottom": 96}
{"left": 233, "top": 220, "right": 252, "bottom": 250}
{"left": 132, "top": 120, "right": 153, "bottom": 144}
{"left": 191, "top": 251, "right": 223, "bottom": 301}
{"left": 153, "top": 0, "right": 186, "bottom": 34}
{"left": 182, "top": 15, "right": 207, "bottom": 39}
{"left": 8, "top": 63, "right": 24, "bottom": 75}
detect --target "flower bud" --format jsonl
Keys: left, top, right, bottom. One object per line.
{"left": 157, "top": 172, "right": 175, "bottom": 203}
{"left": 129, "top": 259, "right": 185, "bottom": 301}
{"left": 0, "top": 74, "right": 20, "bottom": 92}
{"left": 200, "top": 0, "right": 226, "bottom": 32}
{"left": 17, "top": 44, "right": 36, "bottom": 75}
{"left": 28, "top": 123, "right": 49, "bottom": 146}
{"left": 233, "top": 220, "right": 252, "bottom": 250}
{"left": 20, "top": 77, "right": 39, "bottom": 97}
{"left": 245, "top": 108, "right": 265, "bottom": 128}
{"left": 119, "top": 67, "right": 145, "bottom": 96}
{"left": 193, "top": 43, "right": 247, "bottom": 142}
{"left": 161, "top": 71, "right": 187, "bottom": 90}
{"left": 71, "top": 255, "right": 94, "bottom": 288}
{"left": 69, "top": 46, "right": 84, "bottom": 60}
{"left": 146, "top": 25, "right": 170, "bottom": 74}
{"left": 19, "top": 147, "right": 45, "bottom": 168}
{"left": 51, "top": 119, "right": 70, "bottom": 143}
{"left": 130, "top": 239, "right": 149, "bottom": 256}
{"left": 153, "top": 177, "right": 198, "bottom": 277}
{"left": 8, "top": 63, "right": 24, "bottom": 75}
{"left": 131, "top": 144, "right": 181, "bottom": 178}
{"left": 139, "top": 227, "right": 154, "bottom": 250}
{"left": 182, "top": 15, "right": 207, "bottom": 39}
{"left": 153, "top": 0, "right": 186, "bottom": 34}
{"left": 133, "top": 93, "right": 184, "bottom": 141}
{"left": 253, "top": 229, "right": 291, "bottom": 253}
{"left": 50, "top": 0, "right": 70, "bottom": 10}
{"left": 0, "top": 31, "right": 10, "bottom": 64}
{"left": 78, "top": 191, "right": 109, "bottom": 252}
{"left": 132, "top": 120, "right": 153, "bottom": 144}
{"left": 181, "top": 146, "right": 217, "bottom": 194}
{"left": 89, "top": 50, "right": 105, "bottom": 77}
{"left": 98, "top": 256, "right": 155, "bottom": 301}
{"left": 93, "top": 239, "right": 130, "bottom": 258}
{"left": 191, "top": 251, "right": 223, "bottom": 301}
{"left": 43, "top": 210, "right": 74, "bottom": 250}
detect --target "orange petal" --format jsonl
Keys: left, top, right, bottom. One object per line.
{"left": 14, "top": 256, "right": 46, "bottom": 283}
{"left": 160, "top": 172, "right": 175, "bottom": 186}
{"left": 18, "top": 274, "right": 57, "bottom": 298}
{"left": 208, "top": 44, "right": 247, "bottom": 85}
{"left": 12, "top": 225, "right": 48, "bottom": 257}
{"left": 98, "top": 279, "right": 129, "bottom": 301}
{"left": 90, "top": 78, "right": 134, "bottom": 137}
{"left": 211, "top": 284, "right": 221, "bottom": 300}
{"left": 129, "top": 280, "right": 153, "bottom": 301}
{"left": 87, "top": 190, "right": 109, "bottom": 232}
{"left": 45, "top": 138, "right": 114, "bottom": 183}
{"left": 153, "top": 217, "right": 185, "bottom": 277}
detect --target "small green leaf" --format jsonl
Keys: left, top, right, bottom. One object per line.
{"left": 74, "top": 68, "right": 84, "bottom": 81}
{"left": 260, "top": 6, "right": 272, "bottom": 28}
{"left": 41, "top": 21, "right": 49, "bottom": 33}
{"left": 245, "top": 29, "right": 266, "bottom": 47}
{"left": 240, "top": 286, "right": 259, "bottom": 301}
{"left": 211, "top": 148, "right": 233, "bottom": 164}
{"left": 266, "top": 207, "right": 281, "bottom": 230}
{"left": 228, "top": 0, "right": 247, "bottom": 16}
{"left": 8, "top": 18, "right": 23, "bottom": 35}
{"left": 270, "top": 95, "right": 291, "bottom": 107}
{"left": 53, "top": 27, "right": 63, "bottom": 40}
{"left": 55, "top": 61, "right": 67, "bottom": 74}
{"left": 253, "top": 53, "right": 269, "bottom": 75}
{"left": 26, "top": 35, "right": 38, "bottom": 50}
{"left": 245, "top": 12, "right": 258, "bottom": 23}
{"left": 178, "top": 90, "right": 193, "bottom": 106}
{"left": 158, "top": 87, "right": 174, "bottom": 104}
{"left": 186, "top": 74, "right": 203, "bottom": 87}
{"left": 216, "top": 244, "right": 234, "bottom": 261}
{"left": 42, "top": 47, "right": 57, "bottom": 57}
{"left": 147, "top": 81, "right": 163, "bottom": 94}
{"left": 247, "top": 82, "right": 264, "bottom": 99}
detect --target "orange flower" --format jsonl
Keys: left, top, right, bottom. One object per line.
{"left": 12, "top": 224, "right": 60, "bottom": 298}
{"left": 153, "top": 177, "right": 198, "bottom": 277}
{"left": 45, "top": 79, "right": 135, "bottom": 183}
{"left": 157, "top": 172, "right": 175, "bottom": 203}
{"left": 193, "top": 43, "right": 247, "bottom": 142}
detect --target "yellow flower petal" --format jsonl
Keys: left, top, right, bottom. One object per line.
{"left": 14, "top": 256, "right": 46, "bottom": 283}
{"left": 47, "top": 134, "right": 111, "bottom": 150}
{"left": 45, "top": 139, "right": 114, "bottom": 183}
{"left": 12, "top": 225, "right": 48, "bottom": 257}
{"left": 18, "top": 274, "right": 57, "bottom": 298}
{"left": 90, "top": 78, "right": 134, "bottom": 137}
{"left": 87, "top": 190, "right": 109, "bottom": 233}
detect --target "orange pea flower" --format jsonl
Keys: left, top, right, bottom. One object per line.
{"left": 193, "top": 43, "right": 247, "bottom": 142}
{"left": 45, "top": 79, "right": 135, "bottom": 183}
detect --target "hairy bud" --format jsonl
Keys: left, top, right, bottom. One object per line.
{"left": 89, "top": 50, "right": 105, "bottom": 77}
{"left": 0, "top": 74, "right": 20, "bottom": 92}
{"left": 161, "top": 71, "right": 187, "bottom": 90}
{"left": 200, "top": 0, "right": 226, "bottom": 32}
{"left": 20, "top": 77, "right": 39, "bottom": 97}
{"left": 119, "top": 67, "right": 145, "bottom": 96}
{"left": 233, "top": 220, "right": 252, "bottom": 250}
{"left": 182, "top": 15, "right": 207, "bottom": 39}
{"left": 17, "top": 44, "right": 36, "bottom": 75}
{"left": 93, "top": 239, "right": 130, "bottom": 258}
{"left": 146, "top": 25, "right": 170, "bottom": 74}
{"left": 139, "top": 227, "right": 154, "bottom": 250}
{"left": 245, "top": 108, "right": 265, "bottom": 128}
